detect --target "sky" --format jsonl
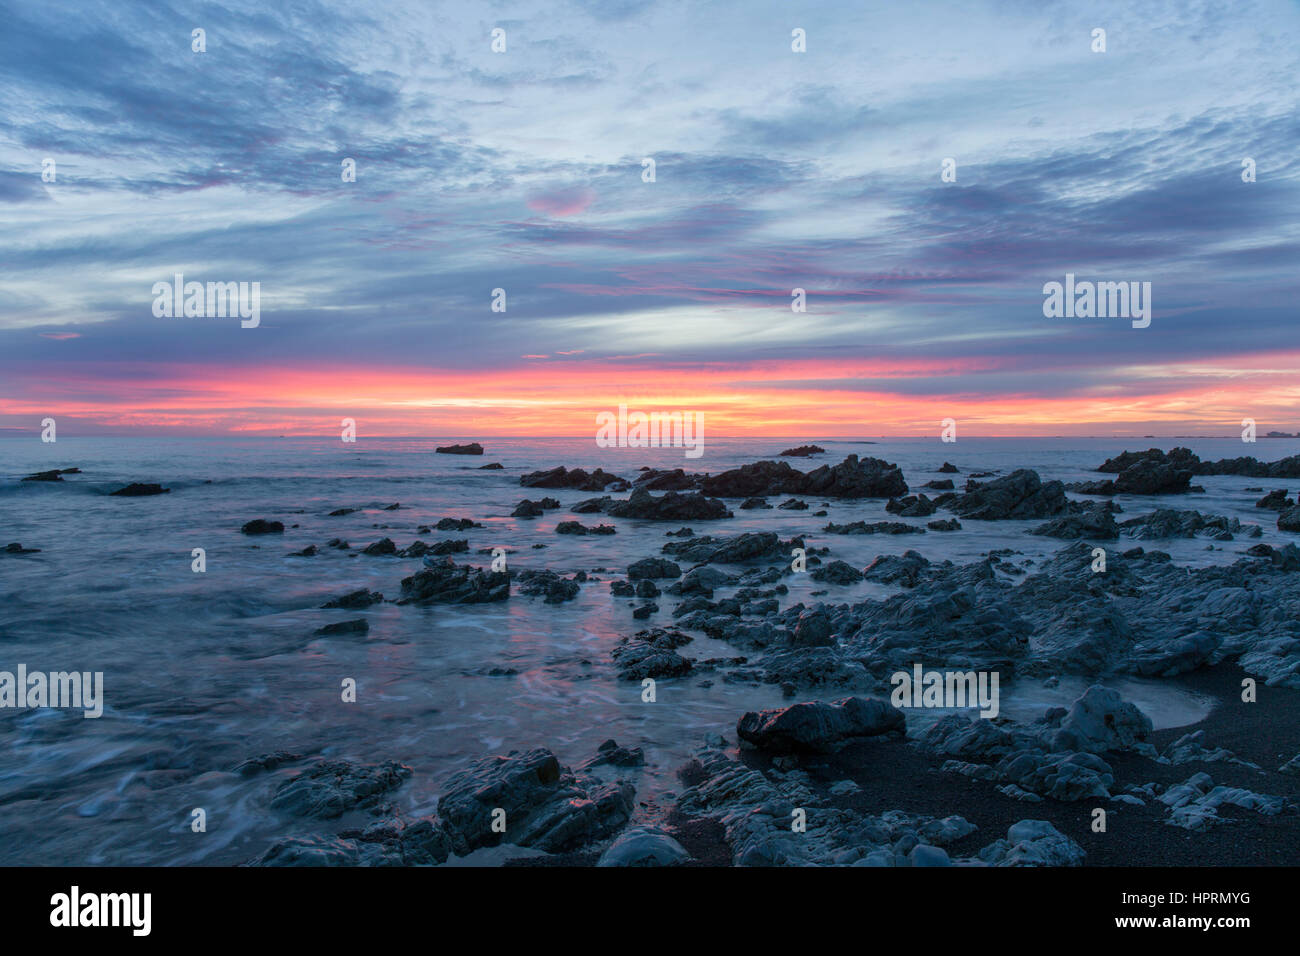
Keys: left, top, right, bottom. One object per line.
{"left": 1, "top": 0, "right": 1298, "bottom": 437}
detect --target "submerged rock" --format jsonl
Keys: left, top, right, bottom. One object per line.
{"left": 241, "top": 519, "right": 284, "bottom": 535}
{"left": 398, "top": 560, "right": 510, "bottom": 604}
{"left": 109, "top": 482, "right": 170, "bottom": 496}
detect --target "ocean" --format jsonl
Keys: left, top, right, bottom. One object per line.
{"left": 2, "top": 435, "right": 1296, "bottom": 865}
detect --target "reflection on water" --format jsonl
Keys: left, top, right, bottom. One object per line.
{"left": 0, "top": 435, "right": 1290, "bottom": 864}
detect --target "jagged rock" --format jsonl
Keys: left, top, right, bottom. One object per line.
{"left": 397, "top": 561, "right": 510, "bottom": 604}
{"left": 362, "top": 537, "right": 398, "bottom": 556}
{"left": 321, "top": 588, "right": 383, "bottom": 609}
{"left": 945, "top": 470, "right": 1068, "bottom": 520}
{"left": 1280, "top": 507, "right": 1300, "bottom": 533}
{"left": 268, "top": 759, "right": 413, "bottom": 819}
{"left": 613, "top": 628, "right": 694, "bottom": 679}
{"left": 556, "top": 520, "right": 616, "bottom": 535}
{"left": 810, "top": 560, "right": 863, "bottom": 584}
{"left": 21, "top": 468, "right": 79, "bottom": 482}
{"left": 517, "top": 570, "right": 581, "bottom": 603}
{"left": 698, "top": 455, "right": 907, "bottom": 499}
{"left": 927, "top": 518, "right": 962, "bottom": 531}
{"left": 437, "top": 748, "right": 634, "bottom": 854}
{"left": 1029, "top": 501, "right": 1119, "bottom": 539}
{"left": 520, "top": 466, "right": 625, "bottom": 491}
{"left": 666, "top": 566, "right": 733, "bottom": 597}
{"left": 663, "top": 531, "right": 796, "bottom": 564}
{"left": 1256, "top": 489, "right": 1293, "bottom": 511}
{"left": 1159, "top": 772, "right": 1290, "bottom": 830}
{"left": 938, "top": 462, "right": 959, "bottom": 473}
{"left": 824, "top": 520, "right": 925, "bottom": 535}
{"left": 608, "top": 488, "right": 731, "bottom": 521}
{"left": 736, "top": 696, "right": 904, "bottom": 753}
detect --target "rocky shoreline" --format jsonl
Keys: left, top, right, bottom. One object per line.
{"left": 14, "top": 447, "right": 1300, "bottom": 866}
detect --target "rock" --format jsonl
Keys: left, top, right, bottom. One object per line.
{"left": 823, "top": 520, "right": 925, "bottom": 535}
{"left": 241, "top": 519, "right": 284, "bottom": 535}
{"left": 938, "top": 462, "right": 959, "bottom": 473}
{"left": 666, "top": 565, "right": 732, "bottom": 597}
{"left": 321, "top": 588, "right": 383, "bottom": 609}
{"left": 397, "top": 561, "right": 510, "bottom": 604}
{"left": 581, "top": 739, "right": 646, "bottom": 769}
{"left": 908, "top": 844, "right": 951, "bottom": 867}
{"left": 662, "top": 531, "right": 797, "bottom": 564}
{"left": 1255, "top": 489, "right": 1293, "bottom": 511}
{"left": 520, "top": 466, "right": 624, "bottom": 491}
{"left": 21, "top": 468, "right": 79, "bottom": 482}
{"left": 1159, "top": 772, "right": 1290, "bottom": 830}
{"left": 435, "top": 443, "right": 483, "bottom": 455}
{"left": 985, "top": 820, "right": 1085, "bottom": 866}
{"left": 109, "top": 482, "right": 170, "bottom": 496}
{"left": 739, "top": 497, "right": 771, "bottom": 509}
{"left": 479, "top": 462, "right": 504, "bottom": 469}
{"left": 779, "top": 445, "right": 825, "bottom": 457}
{"left": 362, "top": 537, "right": 398, "bottom": 556}
{"left": 1052, "top": 685, "right": 1153, "bottom": 754}
{"left": 3, "top": 542, "right": 40, "bottom": 554}
{"left": 607, "top": 488, "right": 731, "bottom": 521}
{"left": 924, "top": 479, "right": 955, "bottom": 490}
{"left": 556, "top": 520, "right": 616, "bottom": 535}
{"left": 927, "top": 518, "right": 961, "bottom": 531}
{"left": 994, "top": 750, "right": 1114, "bottom": 801}
{"left": 597, "top": 827, "right": 689, "bottom": 867}
{"left": 1114, "top": 459, "right": 1193, "bottom": 495}
{"left": 437, "top": 748, "right": 634, "bottom": 854}
{"left": 699, "top": 455, "right": 907, "bottom": 499}
{"left": 736, "top": 696, "right": 904, "bottom": 753}
{"left": 945, "top": 469, "right": 1068, "bottom": 520}
{"left": 613, "top": 629, "right": 694, "bottom": 679}
{"left": 627, "top": 557, "right": 682, "bottom": 580}
{"left": 1029, "top": 501, "right": 1119, "bottom": 539}
{"left": 886, "top": 494, "right": 938, "bottom": 517}
{"left": 269, "top": 759, "right": 412, "bottom": 819}
{"left": 1279, "top": 506, "right": 1300, "bottom": 533}
{"left": 314, "top": 619, "right": 370, "bottom": 636}
{"left": 790, "top": 610, "right": 837, "bottom": 647}
{"left": 434, "top": 517, "right": 481, "bottom": 531}
{"left": 516, "top": 570, "right": 581, "bottom": 604}
{"left": 810, "top": 560, "right": 864, "bottom": 584}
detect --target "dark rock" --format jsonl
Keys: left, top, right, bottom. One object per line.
{"left": 479, "top": 462, "right": 504, "bottom": 469}
{"left": 779, "top": 445, "right": 825, "bottom": 457}
{"left": 362, "top": 537, "right": 398, "bottom": 556}
{"left": 927, "top": 518, "right": 962, "bottom": 531}
{"left": 241, "top": 519, "right": 284, "bottom": 535}
{"left": 321, "top": 589, "right": 383, "bottom": 609}
{"left": 736, "top": 696, "right": 905, "bottom": 753}
{"left": 608, "top": 488, "right": 731, "bottom": 521}
{"left": 627, "top": 557, "right": 682, "bottom": 580}
{"left": 397, "top": 561, "right": 510, "bottom": 604}
{"left": 435, "top": 443, "right": 484, "bottom": 455}
{"left": 924, "top": 479, "right": 955, "bottom": 490}
{"left": 520, "top": 466, "right": 624, "bottom": 492}
{"left": 315, "top": 619, "right": 370, "bottom": 636}
{"left": 810, "top": 560, "right": 864, "bottom": 585}
{"left": 269, "top": 759, "right": 413, "bottom": 819}
{"left": 945, "top": 469, "right": 1068, "bottom": 520}
{"left": 110, "top": 482, "right": 170, "bottom": 497}
{"left": 823, "top": 520, "right": 924, "bottom": 535}
{"left": 22, "top": 468, "right": 79, "bottom": 482}
{"left": 739, "top": 497, "right": 771, "bottom": 510}
{"left": 938, "top": 462, "right": 959, "bottom": 473}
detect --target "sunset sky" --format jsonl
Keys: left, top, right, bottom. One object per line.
{"left": 2, "top": 0, "right": 1298, "bottom": 437}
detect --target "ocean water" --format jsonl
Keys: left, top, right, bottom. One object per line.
{"left": 1, "top": 435, "right": 1295, "bottom": 865}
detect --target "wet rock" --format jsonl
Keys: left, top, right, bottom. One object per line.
{"left": 791, "top": 610, "right": 837, "bottom": 647}
{"left": 886, "top": 494, "right": 937, "bottom": 517}
{"left": 233, "top": 751, "right": 304, "bottom": 777}
{"left": 1029, "top": 501, "right": 1119, "bottom": 539}
{"left": 666, "top": 566, "right": 733, "bottom": 597}
{"left": 1121, "top": 508, "right": 1260, "bottom": 540}
{"left": 269, "top": 759, "right": 413, "bottom": 819}
{"left": 580, "top": 739, "right": 646, "bottom": 769}
{"left": 736, "top": 696, "right": 904, "bottom": 753}
{"left": 938, "top": 462, "right": 959, "bottom": 473}
{"left": 607, "top": 488, "right": 731, "bottom": 521}
{"left": 314, "top": 619, "right": 370, "bottom": 636}
{"left": 613, "top": 628, "right": 694, "bottom": 679}
{"left": 109, "top": 483, "right": 170, "bottom": 496}
{"left": 556, "top": 520, "right": 617, "bottom": 535}
{"left": 598, "top": 827, "right": 689, "bottom": 867}
{"left": 435, "top": 517, "right": 481, "bottom": 531}
{"left": 924, "top": 479, "right": 955, "bottom": 490}
{"left": 1255, "top": 489, "right": 1293, "bottom": 511}
{"left": 810, "top": 560, "right": 863, "bottom": 585}
{"left": 824, "top": 520, "right": 925, "bottom": 535}
{"left": 662, "top": 531, "right": 797, "bottom": 564}
{"left": 945, "top": 469, "right": 1068, "bottom": 520}
{"left": 241, "top": 519, "right": 285, "bottom": 535}
{"left": 779, "top": 445, "right": 825, "bottom": 457}
{"left": 435, "top": 443, "right": 483, "bottom": 455}
{"left": 397, "top": 561, "right": 510, "bottom": 604}
{"left": 362, "top": 537, "right": 398, "bottom": 556}
{"left": 1280, "top": 506, "right": 1300, "bottom": 533}
{"left": 739, "top": 497, "right": 771, "bottom": 509}
{"left": 927, "top": 518, "right": 962, "bottom": 531}
{"left": 517, "top": 570, "right": 581, "bottom": 604}
{"left": 627, "top": 557, "right": 682, "bottom": 580}
{"left": 321, "top": 588, "right": 383, "bottom": 609}
{"left": 610, "top": 580, "right": 635, "bottom": 597}
{"left": 479, "top": 462, "right": 504, "bottom": 469}
{"left": 3, "top": 542, "right": 40, "bottom": 554}
{"left": 520, "top": 465, "right": 625, "bottom": 491}
{"left": 862, "top": 550, "right": 934, "bottom": 587}
{"left": 698, "top": 455, "right": 907, "bottom": 500}
{"left": 437, "top": 748, "right": 634, "bottom": 854}
{"left": 21, "top": 468, "right": 79, "bottom": 482}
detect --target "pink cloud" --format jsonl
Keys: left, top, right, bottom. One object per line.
{"left": 526, "top": 187, "right": 594, "bottom": 217}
